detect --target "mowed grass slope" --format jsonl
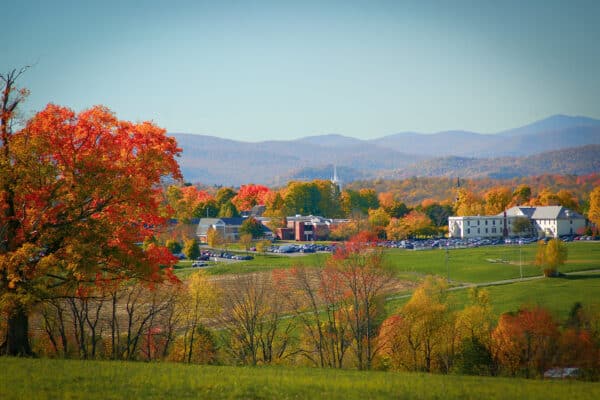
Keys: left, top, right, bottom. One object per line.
{"left": 176, "top": 242, "right": 600, "bottom": 283}
{"left": 2, "top": 357, "right": 600, "bottom": 400}
{"left": 385, "top": 242, "right": 600, "bottom": 284}
{"left": 386, "top": 271, "right": 600, "bottom": 320}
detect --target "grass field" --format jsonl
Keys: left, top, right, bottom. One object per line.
{"left": 176, "top": 242, "right": 600, "bottom": 283}
{"left": 384, "top": 242, "right": 600, "bottom": 284}
{"left": 1, "top": 357, "right": 599, "bottom": 400}
{"left": 386, "top": 270, "right": 600, "bottom": 320}
{"left": 174, "top": 252, "right": 329, "bottom": 279}
{"left": 174, "top": 242, "right": 600, "bottom": 320}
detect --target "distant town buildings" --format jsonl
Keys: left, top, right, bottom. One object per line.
{"left": 196, "top": 214, "right": 348, "bottom": 243}
{"left": 448, "top": 206, "right": 586, "bottom": 239}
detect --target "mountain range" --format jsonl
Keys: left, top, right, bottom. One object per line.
{"left": 170, "top": 115, "right": 600, "bottom": 186}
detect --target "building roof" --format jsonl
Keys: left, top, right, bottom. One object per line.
{"left": 250, "top": 205, "right": 266, "bottom": 217}
{"left": 196, "top": 217, "right": 247, "bottom": 235}
{"left": 502, "top": 206, "right": 536, "bottom": 218}
{"left": 286, "top": 215, "right": 329, "bottom": 223}
{"left": 502, "top": 206, "right": 584, "bottom": 220}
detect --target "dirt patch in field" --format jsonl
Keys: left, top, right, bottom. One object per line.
{"left": 210, "top": 269, "right": 418, "bottom": 298}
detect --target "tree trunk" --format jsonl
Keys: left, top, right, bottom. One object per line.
{"left": 1, "top": 305, "right": 33, "bottom": 356}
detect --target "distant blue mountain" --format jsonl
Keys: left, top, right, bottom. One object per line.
{"left": 497, "top": 114, "right": 600, "bottom": 137}
{"left": 170, "top": 114, "right": 600, "bottom": 185}
{"left": 369, "top": 115, "right": 600, "bottom": 157}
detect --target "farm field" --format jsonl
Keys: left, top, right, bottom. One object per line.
{"left": 1, "top": 357, "right": 599, "bottom": 400}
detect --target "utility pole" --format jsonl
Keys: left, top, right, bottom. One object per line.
{"left": 519, "top": 239, "right": 523, "bottom": 280}
{"left": 445, "top": 245, "right": 450, "bottom": 282}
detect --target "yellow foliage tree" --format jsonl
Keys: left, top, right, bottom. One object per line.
{"left": 484, "top": 187, "right": 512, "bottom": 215}
{"left": 455, "top": 189, "right": 485, "bottom": 216}
{"left": 588, "top": 186, "right": 600, "bottom": 230}
{"left": 535, "top": 238, "right": 567, "bottom": 277}
{"left": 206, "top": 226, "right": 224, "bottom": 249}
{"left": 178, "top": 271, "right": 220, "bottom": 363}
{"left": 380, "top": 276, "right": 455, "bottom": 372}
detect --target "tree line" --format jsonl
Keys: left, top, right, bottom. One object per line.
{"left": 8, "top": 236, "right": 600, "bottom": 380}
{"left": 165, "top": 180, "right": 600, "bottom": 242}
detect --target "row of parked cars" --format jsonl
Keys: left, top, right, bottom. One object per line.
{"left": 267, "top": 243, "right": 335, "bottom": 254}
{"left": 191, "top": 250, "right": 254, "bottom": 267}
{"left": 375, "top": 235, "right": 574, "bottom": 251}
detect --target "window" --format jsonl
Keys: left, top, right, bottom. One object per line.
{"left": 477, "top": 220, "right": 480, "bottom": 226}
{"left": 485, "top": 228, "right": 488, "bottom": 233}
{"left": 485, "top": 220, "right": 488, "bottom": 225}
{"left": 467, "top": 228, "right": 471, "bottom": 234}
{"left": 493, "top": 220, "right": 496, "bottom": 225}
{"left": 477, "top": 228, "right": 480, "bottom": 234}
{"left": 492, "top": 227, "right": 497, "bottom": 233}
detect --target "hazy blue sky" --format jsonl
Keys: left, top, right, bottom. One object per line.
{"left": 4, "top": 0, "right": 600, "bottom": 141}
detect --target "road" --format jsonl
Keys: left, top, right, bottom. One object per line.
{"left": 385, "top": 269, "right": 600, "bottom": 301}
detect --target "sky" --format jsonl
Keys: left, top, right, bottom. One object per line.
{"left": 4, "top": 0, "right": 600, "bottom": 142}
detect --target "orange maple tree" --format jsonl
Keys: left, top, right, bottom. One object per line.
{"left": 231, "top": 184, "right": 271, "bottom": 212}
{"left": 0, "top": 72, "right": 182, "bottom": 355}
{"left": 491, "top": 307, "right": 559, "bottom": 377}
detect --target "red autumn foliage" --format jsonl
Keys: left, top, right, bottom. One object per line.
{"left": 231, "top": 184, "right": 271, "bottom": 211}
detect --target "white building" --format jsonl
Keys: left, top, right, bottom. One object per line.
{"left": 448, "top": 215, "right": 508, "bottom": 239}
{"left": 505, "top": 206, "right": 586, "bottom": 238}
{"left": 449, "top": 206, "right": 586, "bottom": 239}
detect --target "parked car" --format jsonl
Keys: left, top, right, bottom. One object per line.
{"left": 192, "top": 261, "right": 207, "bottom": 267}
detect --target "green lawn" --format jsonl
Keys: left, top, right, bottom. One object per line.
{"left": 1, "top": 357, "right": 599, "bottom": 400}
{"left": 175, "top": 252, "right": 329, "bottom": 279}
{"left": 176, "top": 242, "right": 600, "bottom": 282}
{"left": 385, "top": 242, "right": 600, "bottom": 284}
{"left": 174, "top": 242, "right": 600, "bottom": 320}
{"left": 386, "top": 271, "right": 600, "bottom": 320}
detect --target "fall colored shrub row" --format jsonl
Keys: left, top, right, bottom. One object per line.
{"left": 379, "top": 277, "right": 600, "bottom": 379}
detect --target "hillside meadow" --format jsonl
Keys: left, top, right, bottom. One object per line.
{"left": 1, "top": 357, "right": 599, "bottom": 400}
{"left": 175, "top": 241, "right": 600, "bottom": 284}
{"left": 385, "top": 270, "right": 600, "bottom": 320}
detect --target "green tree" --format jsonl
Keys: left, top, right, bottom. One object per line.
{"left": 421, "top": 202, "right": 453, "bottom": 228}
{"left": 315, "top": 179, "right": 343, "bottom": 218}
{"left": 218, "top": 201, "right": 240, "bottom": 218}
{"left": 215, "top": 187, "right": 237, "bottom": 206}
{"left": 512, "top": 217, "right": 534, "bottom": 237}
{"left": 166, "top": 239, "right": 183, "bottom": 254}
{"left": 183, "top": 238, "right": 200, "bottom": 260}
{"left": 454, "top": 288, "right": 494, "bottom": 375}
{"left": 382, "top": 200, "right": 409, "bottom": 219}
{"left": 283, "top": 181, "right": 321, "bottom": 215}
{"left": 341, "top": 189, "right": 379, "bottom": 216}
{"left": 239, "top": 217, "right": 265, "bottom": 238}
{"left": 513, "top": 185, "right": 532, "bottom": 205}
{"left": 194, "top": 198, "right": 219, "bottom": 219}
